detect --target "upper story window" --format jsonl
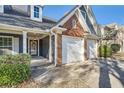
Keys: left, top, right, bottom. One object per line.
{"left": 34, "top": 6, "right": 39, "bottom": 18}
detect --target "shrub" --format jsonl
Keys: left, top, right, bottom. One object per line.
{"left": 99, "top": 45, "right": 112, "bottom": 58}
{"left": 0, "top": 54, "right": 31, "bottom": 87}
{"left": 111, "top": 44, "right": 121, "bottom": 53}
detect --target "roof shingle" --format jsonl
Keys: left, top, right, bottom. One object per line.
{"left": 0, "top": 13, "right": 56, "bottom": 30}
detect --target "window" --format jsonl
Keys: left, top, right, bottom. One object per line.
{"left": 0, "top": 37, "right": 12, "bottom": 55}
{"left": 34, "top": 6, "right": 39, "bottom": 18}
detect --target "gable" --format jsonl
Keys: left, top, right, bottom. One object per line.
{"left": 62, "top": 14, "right": 85, "bottom": 37}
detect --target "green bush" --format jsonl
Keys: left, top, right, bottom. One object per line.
{"left": 0, "top": 54, "right": 31, "bottom": 87}
{"left": 111, "top": 44, "right": 121, "bottom": 53}
{"left": 99, "top": 45, "right": 112, "bottom": 58}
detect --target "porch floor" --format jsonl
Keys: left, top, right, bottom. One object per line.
{"left": 31, "top": 56, "right": 49, "bottom": 67}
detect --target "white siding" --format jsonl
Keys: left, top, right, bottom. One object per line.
{"left": 0, "top": 5, "right": 4, "bottom": 13}
{"left": 13, "top": 37, "right": 19, "bottom": 54}
{"left": 62, "top": 35, "right": 84, "bottom": 64}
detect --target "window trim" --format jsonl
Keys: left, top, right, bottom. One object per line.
{"left": 0, "top": 36, "right": 14, "bottom": 54}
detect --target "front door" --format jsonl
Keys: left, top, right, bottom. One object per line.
{"left": 29, "top": 40, "right": 38, "bottom": 56}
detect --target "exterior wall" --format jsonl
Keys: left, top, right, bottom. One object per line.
{"left": 11, "top": 5, "right": 29, "bottom": 16}
{"left": 4, "top": 5, "right": 30, "bottom": 17}
{"left": 39, "top": 36, "right": 49, "bottom": 58}
{"left": 56, "top": 14, "right": 86, "bottom": 65}
{"left": 19, "top": 35, "right": 23, "bottom": 53}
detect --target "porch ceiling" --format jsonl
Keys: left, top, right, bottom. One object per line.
{"left": 27, "top": 32, "right": 49, "bottom": 39}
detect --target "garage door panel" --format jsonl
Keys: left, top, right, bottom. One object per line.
{"left": 62, "top": 35, "right": 84, "bottom": 64}
{"left": 87, "top": 40, "right": 96, "bottom": 59}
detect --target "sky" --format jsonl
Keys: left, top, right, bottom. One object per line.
{"left": 43, "top": 5, "right": 75, "bottom": 21}
{"left": 92, "top": 5, "right": 124, "bottom": 25}
{"left": 43, "top": 5, "right": 124, "bottom": 25}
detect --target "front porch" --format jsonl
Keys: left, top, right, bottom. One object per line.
{"left": 23, "top": 31, "right": 53, "bottom": 65}
{"left": 0, "top": 23, "right": 66, "bottom": 66}
{"left": 27, "top": 32, "right": 50, "bottom": 57}
{"left": 0, "top": 24, "right": 53, "bottom": 64}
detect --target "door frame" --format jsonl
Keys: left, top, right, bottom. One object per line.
{"left": 28, "top": 38, "right": 39, "bottom": 56}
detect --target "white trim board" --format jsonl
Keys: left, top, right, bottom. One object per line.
{"left": 56, "top": 7, "right": 79, "bottom": 27}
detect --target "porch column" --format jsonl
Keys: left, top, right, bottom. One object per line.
{"left": 23, "top": 31, "right": 27, "bottom": 53}
{"left": 49, "top": 34, "right": 52, "bottom": 63}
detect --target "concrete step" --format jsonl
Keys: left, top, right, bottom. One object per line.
{"left": 31, "top": 57, "right": 49, "bottom": 67}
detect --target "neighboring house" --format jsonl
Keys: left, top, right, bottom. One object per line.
{"left": 0, "top": 5, "right": 98, "bottom": 66}
{"left": 117, "top": 25, "right": 124, "bottom": 52}
{"left": 99, "top": 23, "right": 124, "bottom": 52}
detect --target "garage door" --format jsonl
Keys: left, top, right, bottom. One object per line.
{"left": 62, "top": 35, "right": 84, "bottom": 64}
{"left": 87, "top": 40, "right": 96, "bottom": 59}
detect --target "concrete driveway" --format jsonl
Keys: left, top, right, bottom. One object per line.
{"left": 31, "top": 58, "right": 124, "bottom": 88}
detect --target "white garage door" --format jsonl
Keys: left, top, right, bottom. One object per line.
{"left": 62, "top": 35, "right": 84, "bottom": 64}
{"left": 87, "top": 40, "right": 96, "bottom": 59}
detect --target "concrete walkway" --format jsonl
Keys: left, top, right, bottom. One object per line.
{"left": 88, "top": 58, "right": 124, "bottom": 88}
{"left": 31, "top": 58, "right": 124, "bottom": 88}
